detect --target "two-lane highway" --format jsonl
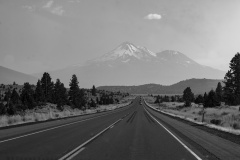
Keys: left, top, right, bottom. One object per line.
{"left": 74, "top": 98, "right": 199, "bottom": 160}
{"left": 0, "top": 97, "right": 201, "bottom": 160}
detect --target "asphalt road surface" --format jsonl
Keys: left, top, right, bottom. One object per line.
{"left": 0, "top": 97, "right": 239, "bottom": 160}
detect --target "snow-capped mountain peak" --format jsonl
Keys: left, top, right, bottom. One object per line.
{"left": 90, "top": 42, "right": 157, "bottom": 63}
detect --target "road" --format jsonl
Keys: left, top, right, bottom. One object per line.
{"left": 0, "top": 97, "right": 239, "bottom": 160}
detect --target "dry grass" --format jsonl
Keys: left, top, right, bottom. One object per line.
{"left": 0, "top": 98, "right": 132, "bottom": 128}
{"left": 145, "top": 96, "right": 240, "bottom": 133}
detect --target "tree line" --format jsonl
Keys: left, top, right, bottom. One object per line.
{"left": 155, "top": 52, "right": 240, "bottom": 108}
{"left": 0, "top": 73, "right": 126, "bottom": 115}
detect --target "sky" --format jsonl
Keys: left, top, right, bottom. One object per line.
{"left": 0, "top": 0, "right": 240, "bottom": 74}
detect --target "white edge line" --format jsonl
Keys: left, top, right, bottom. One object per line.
{"left": 59, "top": 119, "right": 122, "bottom": 160}
{"left": 143, "top": 106, "right": 202, "bottom": 160}
{"left": 0, "top": 105, "right": 131, "bottom": 144}
{"left": 66, "top": 147, "right": 85, "bottom": 160}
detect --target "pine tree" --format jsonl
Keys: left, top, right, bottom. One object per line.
{"left": 194, "top": 94, "right": 204, "bottom": 104}
{"left": 92, "top": 85, "right": 96, "bottom": 96}
{"left": 4, "top": 89, "right": 11, "bottom": 101}
{"left": 90, "top": 98, "right": 96, "bottom": 108}
{"left": 171, "top": 96, "right": 176, "bottom": 102}
{"left": 34, "top": 80, "right": 45, "bottom": 103}
{"left": 154, "top": 95, "right": 160, "bottom": 103}
{"left": 20, "top": 82, "right": 35, "bottom": 110}
{"left": 204, "top": 90, "right": 220, "bottom": 107}
{"left": 96, "top": 97, "right": 99, "bottom": 104}
{"left": 54, "top": 79, "right": 68, "bottom": 110}
{"left": 223, "top": 52, "right": 240, "bottom": 105}
{"left": 215, "top": 82, "right": 223, "bottom": 102}
{"left": 183, "top": 87, "right": 194, "bottom": 107}
{"left": 69, "top": 74, "right": 82, "bottom": 109}
{"left": 41, "top": 72, "right": 54, "bottom": 103}
{"left": 10, "top": 88, "right": 20, "bottom": 104}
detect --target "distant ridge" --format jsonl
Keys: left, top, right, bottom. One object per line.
{"left": 0, "top": 66, "right": 38, "bottom": 85}
{"left": 97, "top": 78, "right": 223, "bottom": 94}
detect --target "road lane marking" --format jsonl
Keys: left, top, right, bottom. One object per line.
{"left": 143, "top": 106, "right": 202, "bottom": 160}
{"left": 59, "top": 118, "right": 123, "bottom": 160}
{"left": 0, "top": 104, "right": 133, "bottom": 144}
{"left": 66, "top": 147, "right": 85, "bottom": 160}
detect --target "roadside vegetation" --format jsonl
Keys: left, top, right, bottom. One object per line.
{"left": 0, "top": 73, "right": 132, "bottom": 127}
{"left": 146, "top": 53, "right": 240, "bottom": 133}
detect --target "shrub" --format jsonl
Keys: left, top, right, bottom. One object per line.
{"left": 221, "top": 112, "right": 229, "bottom": 116}
{"left": 210, "top": 119, "right": 221, "bottom": 125}
{"left": 232, "top": 122, "right": 240, "bottom": 129}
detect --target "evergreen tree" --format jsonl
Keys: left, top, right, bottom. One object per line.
{"left": 204, "top": 90, "right": 220, "bottom": 107}
{"left": 96, "top": 97, "right": 99, "bottom": 104}
{"left": 54, "top": 79, "right": 68, "bottom": 110}
{"left": 41, "top": 72, "right": 54, "bottom": 103}
{"left": 20, "top": 82, "right": 35, "bottom": 109}
{"left": 0, "top": 102, "right": 6, "bottom": 115}
{"left": 223, "top": 52, "right": 240, "bottom": 105}
{"left": 154, "top": 95, "right": 160, "bottom": 103}
{"left": 215, "top": 82, "right": 223, "bottom": 102}
{"left": 171, "top": 96, "right": 176, "bottom": 102}
{"left": 34, "top": 80, "right": 45, "bottom": 103}
{"left": 4, "top": 89, "right": 11, "bottom": 101}
{"left": 10, "top": 88, "right": 20, "bottom": 104}
{"left": 90, "top": 99, "right": 96, "bottom": 108}
{"left": 69, "top": 74, "right": 82, "bottom": 109}
{"left": 195, "top": 94, "right": 204, "bottom": 104}
{"left": 183, "top": 87, "right": 194, "bottom": 107}
{"left": 92, "top": 85, "right": 96, "bottom": 96}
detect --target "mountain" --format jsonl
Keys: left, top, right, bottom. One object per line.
{"left": 0, "top": 66, "right": 38, "bottom": 85}
{"left": 97, "top": 78, "right": 224, "bottom": 95}
{"left": 36, "top": 42, "right": 225, "bottom": 88}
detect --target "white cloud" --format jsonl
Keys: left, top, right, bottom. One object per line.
{"left": 144, "top": 14, "right": 162, "bottom": 20}
{"left": 42, "top": 0, "right": 65, "bottom": 16}
{"left": 22, "top": 5, "right": 35, "bottom": 12}
{"left": 43, "top": 0, "right": 54, "bottom": 9}
{"left": 51, "top": 6, "right": 65, "bottom": 16}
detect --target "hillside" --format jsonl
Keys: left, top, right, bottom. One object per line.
{"left": 97, "top": 78, "right": 224, "bottom": 95}
{"left": 0, "top": 66, "right": 38, "bottom": 85}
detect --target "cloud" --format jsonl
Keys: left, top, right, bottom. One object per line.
{"left": 43, "top": 0, "right": 54, "bottom": 9}
{"left": 42, "top": 0, "right": 65, "bottom": 16}
{"left": 51, "top": 6, "right": 65, "bottom": 16}
{"left": 144, "top": 14, "right": 162, "bottom": 20}
{"left": 22, "top": 5, "right": 36, "bottom": 12}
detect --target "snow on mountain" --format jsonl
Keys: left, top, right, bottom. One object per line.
{"left": 43, "top": 42, "right": 225, "bottom": 88}
{"left": 88, "top": 42, "right": 157, "bottom": 63}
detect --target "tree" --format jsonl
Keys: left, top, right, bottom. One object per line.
{"left": 204, "top": 90, "right": 220, "bottom": 107}
{"left": 223, "top": 52, "right": 240, "bottom": 105}
{"left": 53, "top": 79, "right": 68, "bottom": 110}
{"left": 96, "top": 97, "right": 99, "bottom": 104}
{"left": 34, "top": 80, "right": 45, "bottom": 103}
{"left": 41, "top": 72, "right": 54, "bottom": 103}
{"left": 90, "top": 98, "right": 96, "bottom": 108}
{"left": 10, "top": 88, "right": 20, "bottom": 104}
{"left": 4, "top": 89, "right": 11, "bottom": 102}
{"left": 69, "top": 74, "right": 83, "bottom": 109}
{"left": 154, "top": 95, "right": 161, "bottom": 103}
{"left": 195, "top": 94, "right": 204, "bottom": 104}
{"left": 171, "top": 96, "right": 176, "bottom": 102}
{"left": 183, "top": 87, "right": 194, "bottom": 107}
{"left": 215, "top": 82, "right": 223, "bottom": 102}
{"left": 20, "top": 82, "right": 35, "bottom": 110}
{"left": 92, "top": 85, "right": 96, "bottom": 96}
{"left": 0, "top": 103, "right": 7, "bottom": 115}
